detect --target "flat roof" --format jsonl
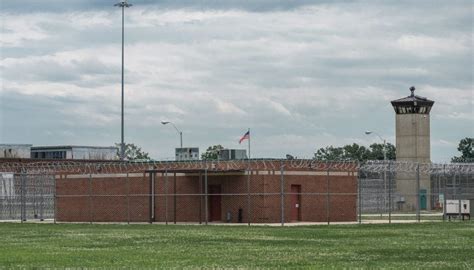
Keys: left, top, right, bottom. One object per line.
{"left": 31, "top": 145, "right": 117, "bottom": 151}
{"left": 0, "top": 144, "right": 33, "bottom": 147}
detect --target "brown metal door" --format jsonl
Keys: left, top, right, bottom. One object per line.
{"left": 291, "top": 185, "right": 301, "bottom": 221}
{"left": 208, "top": 185, "right": 222, "bottom": 221}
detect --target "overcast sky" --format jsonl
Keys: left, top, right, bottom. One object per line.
{"left": 0, "top": 0, "right": 472, "bottom": 161}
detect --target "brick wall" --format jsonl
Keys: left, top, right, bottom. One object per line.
{"left": 56, "top": 171, "right": 357, "bottom": 223}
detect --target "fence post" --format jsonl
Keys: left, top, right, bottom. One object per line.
{"left": 88, "top": 173, "right": 93, "bottom": 224}
{"left": 165, "top": 170, "right": 168, "bottom": 225}
{"left": 247, "top": 166, "right": 251, "bottom": 226}
{"left": 204, "top": 169, "right": 208, "bottom": 225}
{"left": 53, "top": 175, "right": 57, "bottom": 224}
{"left": 280, "top": 164, "right": 285, "bottom": 226}
{"left": 174, "top": 172, "right": 177, "bottom": 224}
{"left": 358, "top": 164, "right": 362, "bottom": 224}
{"left": 456, "top": 172, "right": 461, "bottom": 220}
{"left": 32, "top": 175, "right": 37, "bottom": 219}
{"left": 126, "top": 172, "right": 130, "bottom": 224}
{"left": 378, "top": 171, "right": 382, "bottom": 218}
{"left": 388, "top": 161, "right": 392, "bottom": 224}
{"left": 149, "top": 172, "right": 154, "bottom": 224}
{"left": 8, "top": 174, "right": 13, "bottom": 219}
{"left": 453, "top": 170, "right": 457, "bottom": 201}
{"left": 383, "top": 160, "right": 387, "bottom": 217}
{"left": 437, "top": 171, "right": 440, "bottom": 214}
{"left": 0, "top": 176, "right": 2, "bottom": 219}
{"left": 416, "top": 163, "right": 420, "bottom": 222}
{"left": 199, "top": 172, "right": 202, "bottom": 224}
{"left": 21, "top": 173, "right": 26, "bottom": 222}
{"left": 458, "top": 198, "right": 462, "bottom": 221}
{"left": 40, "top": 174, "right": 44, "bottom": 221}
{"left": 0, "top": 176, "right": 3, "bottom": 220}
{"left": 441, "top": 164, "right": 445, "bottom": 221}
{"left": 326, "top": 162, "right": 330, "bottom": 225}
{"left": 454, "top": 173, "right": 464, "bottom": 220}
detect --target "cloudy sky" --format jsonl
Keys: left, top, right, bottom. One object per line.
{"left": 0, "top": 0, "right": 472, "bottom": 161}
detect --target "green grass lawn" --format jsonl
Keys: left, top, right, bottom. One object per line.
{"left": 0, "top": 222, "right": 473, "bottom": 269}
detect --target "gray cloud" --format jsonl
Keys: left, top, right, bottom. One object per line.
{"left": 2, "top": 0, "right": 350, "bottom": 13}
{"left": 1, "top": 1, "right": 472, "bottom": 161}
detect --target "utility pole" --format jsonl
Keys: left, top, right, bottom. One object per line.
{"left": 114, "top": 0, "right": 132, "bottom": 160}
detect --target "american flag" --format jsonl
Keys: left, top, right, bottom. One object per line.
{"left": 239, "top": 130, "right": 250, "bottom": 144}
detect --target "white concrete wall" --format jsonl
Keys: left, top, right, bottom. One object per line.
{"left": 66, "top": 150, "right": 73, "bottom": 159}
{"left": 71, "top": 147, "right": 118, "bottom": 160}
{"left": 0, "top": 145, "right": 32, "bottom": 158}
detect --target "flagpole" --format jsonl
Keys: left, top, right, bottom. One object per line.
{"left": 248, "top": 128, "right": 251, "bottom": 159}
{"left": 246, "top": 128, "right": 251, "bottom": 226}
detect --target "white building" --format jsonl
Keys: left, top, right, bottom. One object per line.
{"left": 0, "top": 144, "right": 32, "bottom": 158}
{"left": 218, "top": 149, "right": 248, "bottom": 160}
{"left": 175, "top": 147, "right": 199, "bottom": 161}
{"left": 31, "top": 146, "right": 118, "bottom": 160}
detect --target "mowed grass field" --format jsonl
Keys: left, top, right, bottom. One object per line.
{"left": 0, "top": 222, "right": 473, "bottom": 268}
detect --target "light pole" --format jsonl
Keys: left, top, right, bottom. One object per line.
{"left": 365, "top": 131, "right": 387, "bottom": 160}
{"left": 365, "top": 130, "right": 388, "bottom": 217}
{"left": 114, "top": 0, "right": 132, "bottom": 160}
{"left": 161, "top": 121, "right": 183, "bottom": 148}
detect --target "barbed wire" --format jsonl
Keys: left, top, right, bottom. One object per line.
{"left": 0, "top": 159, "right": 472, "bottom": 175}
{"left": 361, "top": 160, "right": 474, "bottom": 174}
{"left": 0, "top": 159, "right": 358, "bottom": 174}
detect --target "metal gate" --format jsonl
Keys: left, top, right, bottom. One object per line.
{"left": 0, "top": 173, "right": 55, "bottom": 221}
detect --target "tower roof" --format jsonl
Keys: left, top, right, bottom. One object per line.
{"left": 391, "top": 86, "right": 434, "bottom": 107}
{"left": 391, "top": 86, "right": 434, "bottom": 114}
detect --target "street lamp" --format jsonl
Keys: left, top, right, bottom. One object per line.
{"left": 365, "top": 130, "right": 388, "bottom": 217}
{"left": 114, "top": 0, "right": 132, "bottom": 160}
{"left": 365, "top": 131, "right": 387, "bottom": 160}
{"left": 161, "top": 121, "right": 183, "bottom": 148}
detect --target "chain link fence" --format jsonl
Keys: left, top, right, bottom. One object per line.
{"left": 0, "top": 173, "right": 55, "bottom": 221}
{"left": 1, "top": 160, "right": 473, "bottom": 224}
{"left": 52, "top": 167, "right": 357, "bottom": 225}
{"left": 359, "top": 161, "right": 474, "bottom": 222}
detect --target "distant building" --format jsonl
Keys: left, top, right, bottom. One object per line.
{"left": 218, "top": 149, "right": 247, "bottom": 160}
{"left": 175, "top": 147, "right": 199, "bottom": 161}
{"left": 31, "top": 146, "right": 118, "bottom": 160}
{"left": 0, "top": 144, "right": 32, "bottom": 158}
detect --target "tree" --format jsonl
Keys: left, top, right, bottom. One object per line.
{"left": 115, "top": 143, "right": 151, "bottom": 161}
{"left": 314, "top": 144, "right": 370, "bottom": 161}
{"left": 367, "top": 143, "right": 396, "bottom": 160}
{"left": 451, "top": 137, "right": 473, "bottom": 163}
{"left": 314, "top": 143, "right": 396, "bottom": 162}
{"left": 342, "top": 143, "right": 371, "bottom": 161}
{"left": 314, "top": 146, "right": 345, "bottom": 161}
{"left": 201, "top": 145, "right": 224, "bottom": 160}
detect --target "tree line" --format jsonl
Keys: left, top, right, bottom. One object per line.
{"left": 314, "top": 143, "right": 396, "bottom": 162}
{"left": 116, "top": 137, "right": 472, "bottom": 163}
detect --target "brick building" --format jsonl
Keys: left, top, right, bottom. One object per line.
{"left": 51, "top": 160, "right": 358, "bottom": 223}
{"left": 0, "top": 159, "right": 357, "bottom": 223}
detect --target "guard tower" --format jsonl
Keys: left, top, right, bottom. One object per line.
{"left": 391, "top": 86, "right": 434, "bottom": 210}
